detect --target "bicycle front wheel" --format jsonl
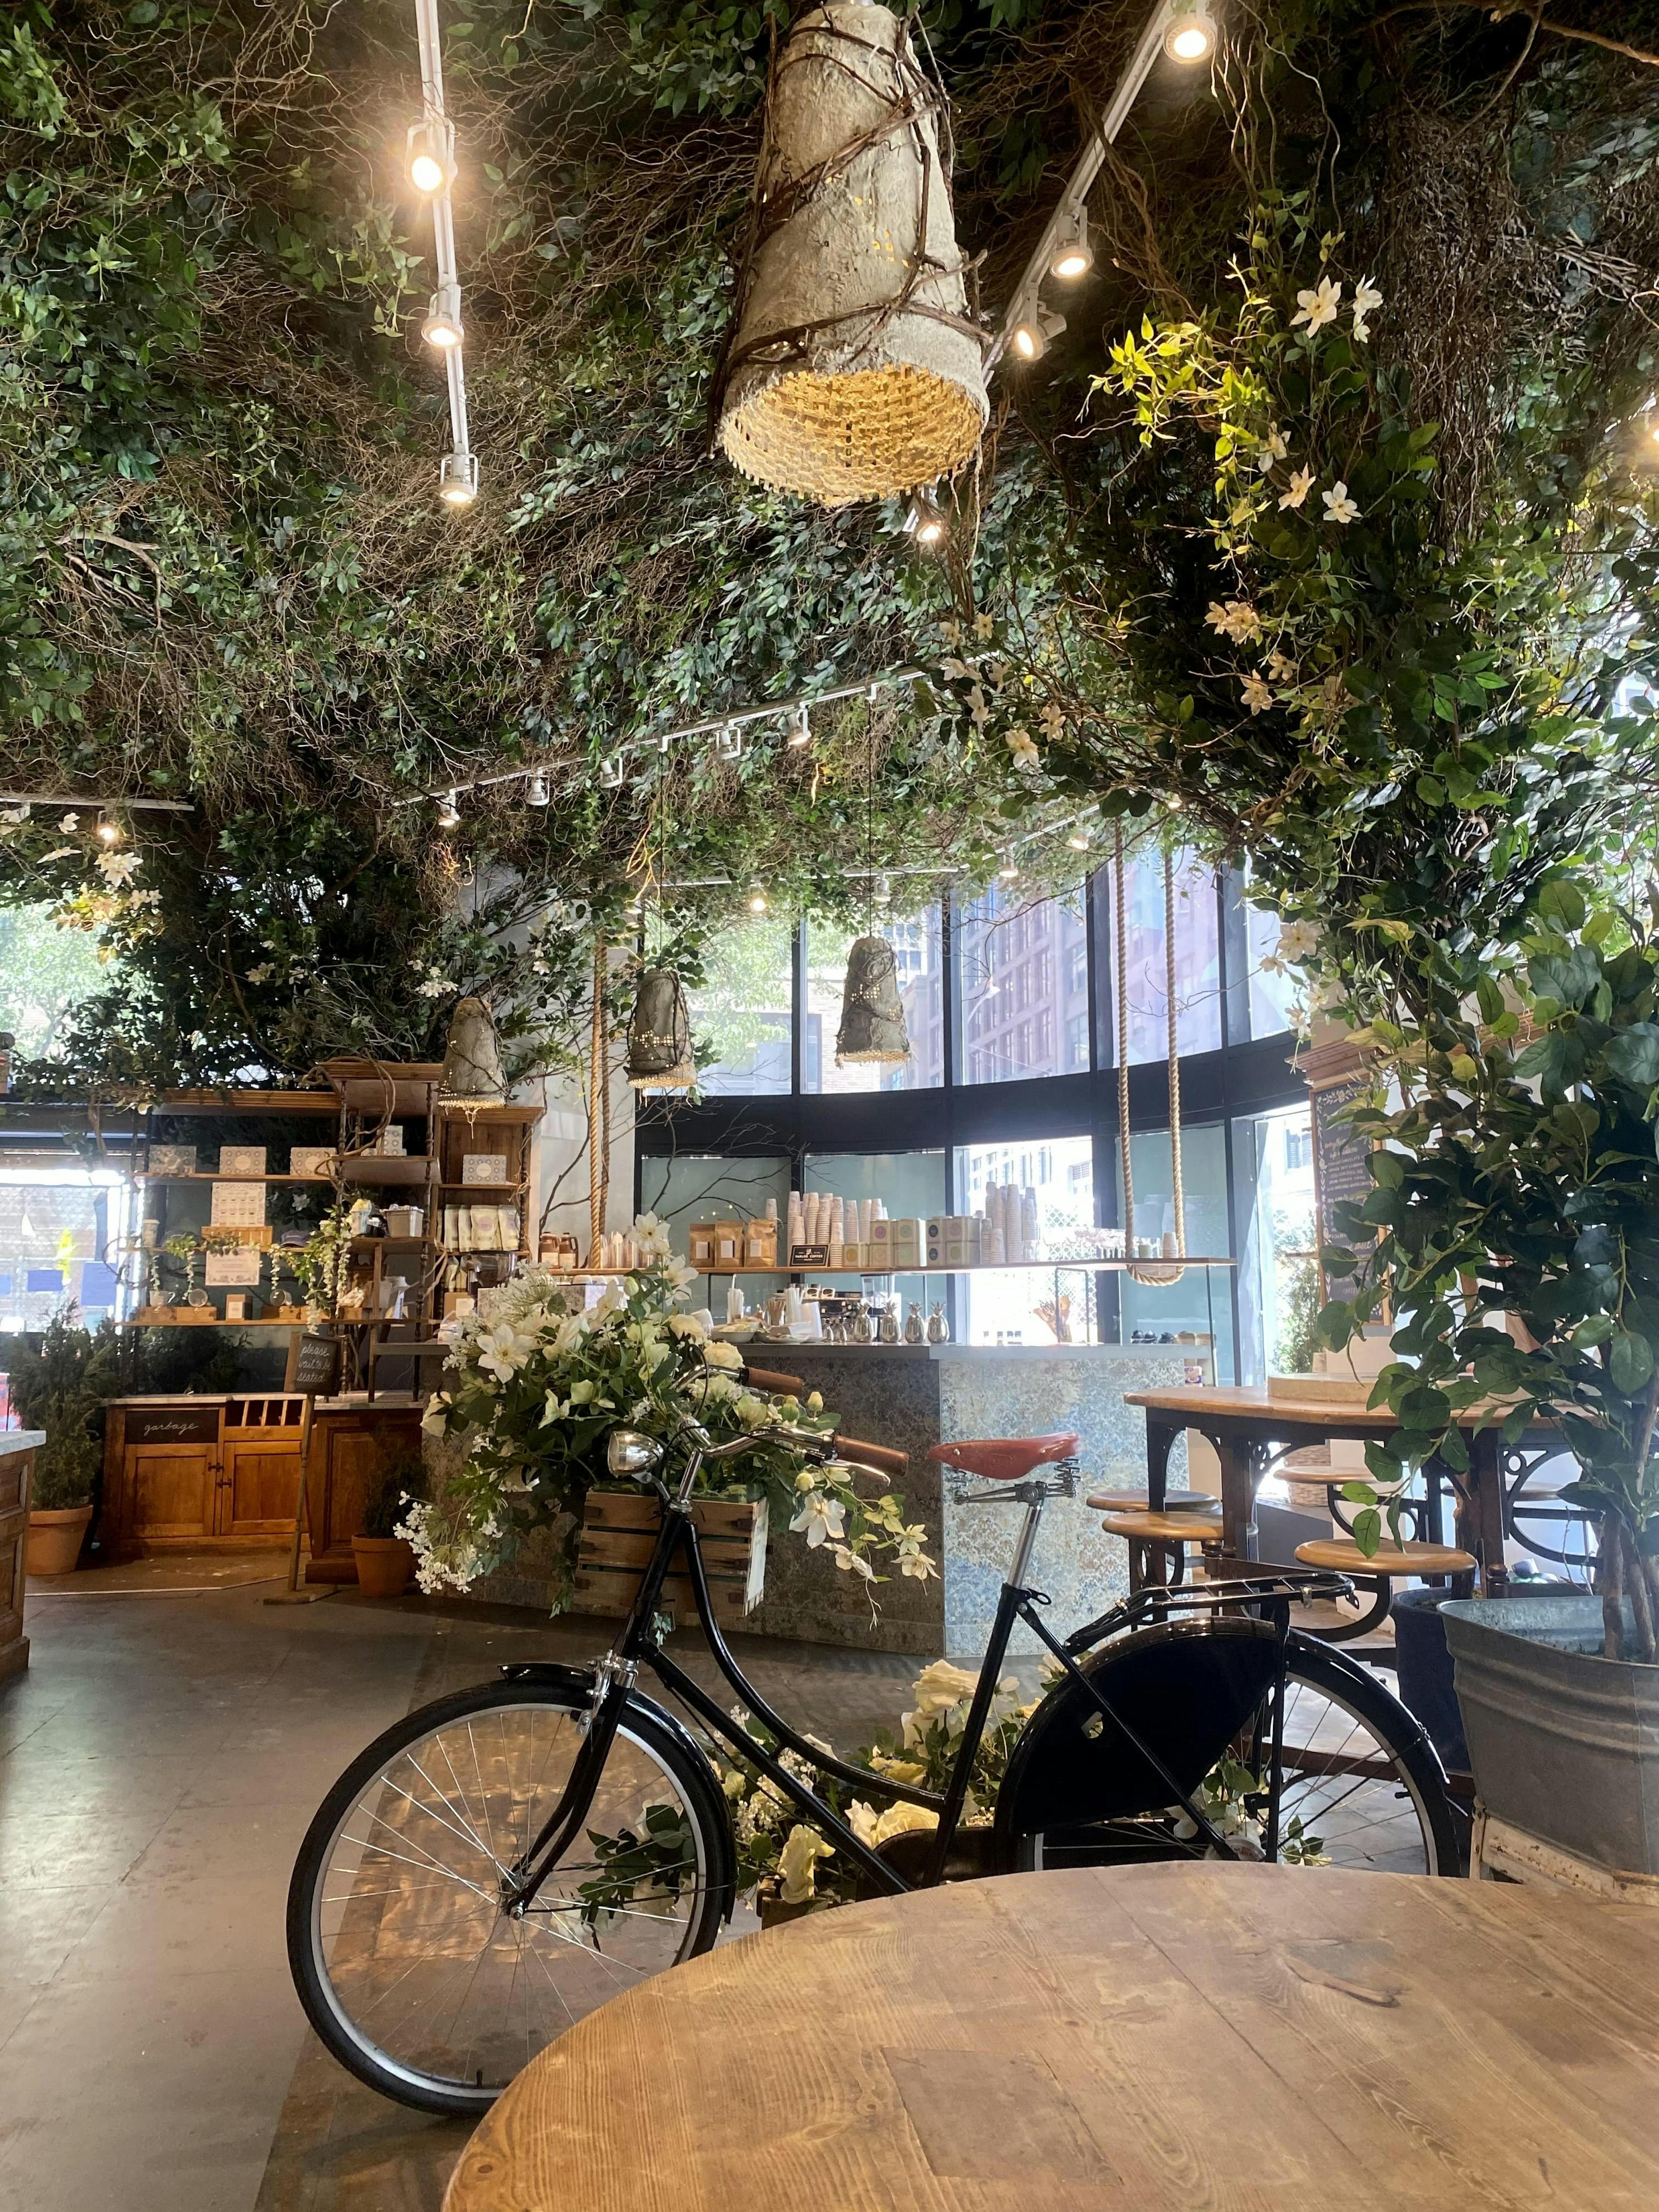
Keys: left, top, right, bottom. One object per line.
{"left": 287, "top": 1678, "right": 731, "bottom": 2115}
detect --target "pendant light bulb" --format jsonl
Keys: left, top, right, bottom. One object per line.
{"left": 747, "top": 885, "right": 769, "bottom": 915}
{"left": 1067, "top": 832, "right": 1090, "bottom": 851}
{"left": 998, "top": 858, "right": 1019, "bottom": 882}
{"left": 1009, "top": 306, "right": 1066, "bottom": 364}
{"left": 407, "top": 121, "right": 455, "bottom": 196}
{"left": 1164, "top": 0, "right": 1217, "bottom": 63}
{"left": 787, "top": 704, "right": 811, "bottom": 748}
{"left": 437, "top": 790, "right": 461, "bottom": 828}
{"left": 904, "top": 490, "right": 947, "bottom": 548}
{"left": 526, "top": 772, "right": 550, "bottom": 807}
{"left": 422, "top": 283, "right": 465, "bottom": 350}
{"left": 1049, "top": 213, "right": 1093, "bottom": 283}
{"left": 97, "top": 817, "right": 122, "bottom": 846}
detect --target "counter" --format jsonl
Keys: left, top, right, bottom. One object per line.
{"left": 0, "top": 1429, "right": 42, "bottom": 1681}
{"left": 744, "top": 1343, "right": 1211, "bottom": 1657}
{"left": 100, "top": 1393, "right": 423, "bottom": 1581}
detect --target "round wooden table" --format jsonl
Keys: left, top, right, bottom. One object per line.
{"left": 444, "top": 1862, "right": 1659, "bottom": 2212}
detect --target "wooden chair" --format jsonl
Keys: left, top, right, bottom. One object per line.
{"left": 1097, "top": 1508, "right": 1225, "bottom": 1595}
{"left": 1292, "top": 1535, "right": 1478, "bottom": 1640}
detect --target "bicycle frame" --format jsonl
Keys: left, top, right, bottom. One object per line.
{"left": 499, "top": 1421, "right": 1353, "bottom": 1913}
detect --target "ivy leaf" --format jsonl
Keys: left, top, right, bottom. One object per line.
{"left": 1349, "top": 1506, "right": 1383, "bottom": 1557}
{"left": 1609, "top": 1331, "right": 1654, "bottom": 1398}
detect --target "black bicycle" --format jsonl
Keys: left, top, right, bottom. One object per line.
{"left": 288, "top": 1398, "right": 1457, "bottom": 2115}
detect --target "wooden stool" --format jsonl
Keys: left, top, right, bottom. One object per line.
{"left": 1086, "top": 1489, "right": 1221, "bottom": 1516}
{"left": 1099, "top": 1509, "right": 1224, "bottom": 1595}
{"left": 1293, "top": 1535, "right": 1478, "bottom": 1641}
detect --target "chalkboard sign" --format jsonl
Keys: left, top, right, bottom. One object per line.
{"left": 292, "top": 1330, "right": 342, "bottom": 1397}
{"left": 127, "top": 1405, "right": 219, "bottom": 1447}
{"left": 1312, "top": 1074, "right": 1376, "bottom": 1296}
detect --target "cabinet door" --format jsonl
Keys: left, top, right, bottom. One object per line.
{"left": 309, "top": 1415, "right": 423, "bottom": 1567}
{"left": 221, "top": 1437, "right": 301, "bottom": 1538}
{"left": 127, "top": 1446, "right": 217, "bottom": 1541}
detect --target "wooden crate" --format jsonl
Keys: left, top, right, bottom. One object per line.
{"left": 574, "top": 1489, "right": 768, "bottom": 1630}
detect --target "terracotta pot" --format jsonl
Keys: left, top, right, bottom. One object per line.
{"left": 28, "top": 1505, "right": 93, "bottom": 1576}
{"left": 351, "top": 1535, "right": 416, "bottom": 1599}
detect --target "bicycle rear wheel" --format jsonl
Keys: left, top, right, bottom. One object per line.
{"left": 287, "top": 1677, "right": 731, "bottom": 2115}
{"left": 1005, "top": 1622, "right": 1457, "bottom": 1877}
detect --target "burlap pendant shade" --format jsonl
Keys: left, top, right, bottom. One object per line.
{"left": 626, "top": 969, "right": 697, "bottom": 1091}
{"left": 836, "top": 935, "right": 910, "bottom": 1063}
{"left": 439, "top": 996, "right": 506, "bottom": 1105}
{"left": 715, "top": 0, "right": 988, "bottom": 508}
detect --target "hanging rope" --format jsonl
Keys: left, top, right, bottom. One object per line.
{"left": 588, "top": 936, "right": 609, "bottom": 1265}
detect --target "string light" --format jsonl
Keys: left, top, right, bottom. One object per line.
{"left": 97, "top": 817, "right": 122, "bottom": 846}
{"left": 747, "top": 884, "right": 769, "bottom": 914}
{"left": 526, "top": 772, "right": 550, "bottom": 806}
{"left": 1164, "top": 0, "right": 1217, "bottom": 62}
{"left": 437, "top": 790, "right": 461, "bottom": 827}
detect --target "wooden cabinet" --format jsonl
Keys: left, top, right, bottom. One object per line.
{"left": 0, "top": 1432, "right": 37, "bottom": 1683}
{"left": 304, "top": 1408, "right": 423, "bottom": 1582}
{"left": 103, "top": 1396, "right": 421, "bottom": 1577}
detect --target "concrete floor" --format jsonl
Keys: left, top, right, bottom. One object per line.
{"left": 0, "top": 1559, "right": 927, "bottom": 2212}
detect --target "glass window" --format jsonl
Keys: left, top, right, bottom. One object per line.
{"left": 957, "top": 1134, "right": 1099, "bottom": 1344}
{"left": 803, "top": 911, "right": 944, "bottom": 1093}
{"left": 1107, "top": 849, "right": 1222, "bottom": 1065}
{"left": 800, "top": 1149, "right": 947, "bottom": 1315}
{"left": 1245, "top": 893, "right": 1301, "bottom": 1041}
{"left": 1106, "top": 1122, "right": 1235, "bottom": 1380}
{"left": 636, "top": 1155, "right": 791, "bottom": 1293}
{"left": 0, "top": 903, "right": 107, "bottom": 1063}
{"left": 0, "top": 1161, "right": 133, "bottom": 1342}
{"left": 685, "top": 919, "right": 792, "bottom": 1095}
{"left": 957, "top": 882, "right": 1089, "bottom": 1085}
{"left": 1230, "top": 1102, "right": 1318, "bottom": 1386}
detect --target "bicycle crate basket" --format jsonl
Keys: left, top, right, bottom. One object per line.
{"left": 573, "top": 1490, "right": 769, "bottom": 1631}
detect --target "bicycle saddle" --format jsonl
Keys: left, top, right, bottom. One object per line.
{"left": 928, "top": 1433, "right": 1079, "bottom": 1481}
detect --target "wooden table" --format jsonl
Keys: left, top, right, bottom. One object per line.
{"left": 1124, "top": 1384, "right": 1563, "bottom": 1593}
{"left": 444, "top": 1863, "right": 1659, "bottom": 2212}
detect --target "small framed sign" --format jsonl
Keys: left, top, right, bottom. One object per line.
{"left": 789, "top": 1243, "right": 830, "bottom": 1267}
{"left": 462, "top": 1153, "right": 509, "bottom": 1184}
{"left": 210, "top": 1181, "right": 267, "bottom": 1228}
{"left": 205, "top": 1249, "right": 264, "bottom": 1287}
{"left": 292, "top": 1331, "right": 342, "bottom": 1397}
{"left": 219, "top": 1145, "right": 267, "bottom": 1176}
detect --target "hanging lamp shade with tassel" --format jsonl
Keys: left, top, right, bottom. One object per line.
{"left": 439, "top": 996, "right": 506, "bottom": 1106}
{"left": 713, "top": 0, "right": 988, "bottom": 508}
{"left": 835, "top": 936, "right": 910, "bottom": 1064}
{"left": 626, "top": 969, "right": 697, "bottom": 1091}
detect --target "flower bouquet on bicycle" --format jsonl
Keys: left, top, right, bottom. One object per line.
{"left": 289, "top": 1243, "right": 1456, "bottom": 2117}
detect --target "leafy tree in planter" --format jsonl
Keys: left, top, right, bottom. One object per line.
{"left": 1320, "top": 889, "right": 1659, "bottom": 1661}
{"left": 4, "top": 1309, "right": 118, "bottom": 1511}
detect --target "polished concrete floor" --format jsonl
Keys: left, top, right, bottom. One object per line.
{"left": 0, "top": 1559, "right": 927, "bottom": 2212}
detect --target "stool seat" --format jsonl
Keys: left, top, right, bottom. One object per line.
{"left": 1100, "top": 1511, "right": 1224, "bottom": 1545}
{"left": 1087, "top": 1490, "right": 1220, "bottom": 1516}
{"left": 1294, "top": 1537, "right": 1477, "bottom": 1576}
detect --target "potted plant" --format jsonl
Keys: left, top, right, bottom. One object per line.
{"left": 351, "top": 1456, "right": 427, "bottom": 1599}
{"left": 10, "top": 1309, "right": 112, "bottom": 1575}
{"left": 1322, "top": 897, "right": 1659, "bottom": 1873}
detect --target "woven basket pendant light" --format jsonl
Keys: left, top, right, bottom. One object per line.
{"left": 836, "top": 934, "right": 910, "bottom": 1062}
{"left": 626, "top": 968, "right": 697, "bottom": 1091}
{"left": 715, "top": 0, "right": 988, "bottom": 508}
{"left": 439, "top": 996, "right": 506, "bottom": 1106}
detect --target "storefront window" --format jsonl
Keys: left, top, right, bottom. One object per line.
{"left": 1245, "top": 894, "right": 1302, "bottom": 1042}
{"left": 957, "top": 1134, "right": 1096, "bottom": 1344}
{"left": 802, "top": 911, "right": 944, "bottom": 1093}
{"left": 637, "top": 1155, "right": 791, "bottom": 1284}
{"left": 685, "top": 919, "right": 792, "bottom": 1095}
{"left": 1231, "top": 1102, "right": 1318, "bottom": 1385}
{"left": 957, "top": 882, "right": 1089, "bottom": 1084}
{"left": 1108, "top": 848, "right": 1222, "bottom": 1064}
{"left": 0, "top": 1162, "right": 131, "bottom": 1347}
{"left": 1107, "top": 1122, "right": 1235, "bottom": 1379}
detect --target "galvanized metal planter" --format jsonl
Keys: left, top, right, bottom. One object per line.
{"left": 1441, "top": 1594, "right": 1659, "bottom": 1876}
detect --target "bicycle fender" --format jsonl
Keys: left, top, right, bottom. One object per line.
{"left": 1281, "top": 1629, "right": 1449, "bottom": 1779}
{"left": 500, "top": 1661, "right": 740, "bottom": 1916}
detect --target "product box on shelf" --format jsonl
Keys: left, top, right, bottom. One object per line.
{"left": 289, "top": 1145, "right": 335, "bottom": 1178}
{"left": 147, "top": 1144, "right": 197, "bottom": 1177}
{"left": 209, "top": 1180, "right": 267, "bottom": 1228}
{"left": 743, "top": 1218, "right": 778, "bottom": 1268}
{"left": 365, "top": 1125, "right": 406, "bottom": 1157}
{"left": 461, "top": 1152, "right": 508, "bottom": 1183}
{"left": 218, "top": 1145, "right": 267, "bottom": 1176}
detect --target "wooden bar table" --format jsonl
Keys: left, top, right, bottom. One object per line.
{"left": 445, "top": 1863, "right": 1659, "bottom": 2212}
{"left": 1123, "top": 1384, "right": 1555, "bottom": 1593}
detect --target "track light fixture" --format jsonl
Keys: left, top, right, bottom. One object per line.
{"left": 787, "top": 704, "right": 812, "bottom": 748}
{"left": 747, "top": 885, "right": 769, "bottom": 915}
{"left": 1067, "top": 832, "right": 1090, "bottom": 851}
{"left": 715, "top": 721, "right": 743, "bottom": 761}
{"left": 1164, "top": 0, "right": 1217, "bottom": 63}
{"left": 998, "top": 857, "right": 1019, "bottom": 881}
{"left": 406, "top": 119, "right": 454, "bottom": 195}
{"left": 422, "top": 283, "right": 464, "bottom": 350}
{"left": 1010, "top": 306, "right": 1066, "bottom": 363}
{"left": 437, "top": 790, "right": 461, "bottom": 828}
{"left": 904, "top": 490, "right": 948, "bottom": 548}
{"left": 526, "top": 772, "right": 550, "bottom": 806}
{"left": 1049, "top": 212, "right": 1093, "bottom": 282}
{"left": 438, "top": 451, "right": 478, "bottom": 506}
{"left": 600, "top": 754, "right": 625, "bottom": 788}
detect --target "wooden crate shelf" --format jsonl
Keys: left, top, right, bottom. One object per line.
{"left": 574, "top": 1490, "right": 768, "bottom": 1631}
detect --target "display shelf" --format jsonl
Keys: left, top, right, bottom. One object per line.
{"left": 683, "top": 1256, "right": 1238, "bottom": 1275}
{"left": 119, "top": 1316, "right": 308, "bottom": 1330}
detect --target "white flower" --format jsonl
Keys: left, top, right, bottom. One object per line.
{"left": 703, "top": 1339, "right": 744, "bottom": 1371}
{"left": 1322, "top": 480, "right": 1360, "bottom": 526}
{"left": 245, "top": 964, "right": 273, "bottom": 985}
{"left": 973, "top": 610, "right": 995, "bottom": 641}
{"left": 1279, "top": 467, "right": 1314, "bottom": 511}
{"left": 777, "top": 1824, "right": 835, "bottom": 1905}
{"left": 538, "top": 1392, "right": 569, "bottom": 1427}
{"left": 1255, "top": 425, "right": 1288, "bottom": 471}
{"left": 805, "top": 1390, "right": 823, "bottom": 1413}
{"left": 1351, "top": 277, "right": 1382, "bottom": 343}
{"left": 1291, "top": 275, "right": 1341, "bottom": 334}
{"left": 1206, "top": 598, "right": 1262, "bottom": 645}
{"left": 896, "top": 1524, "right": 936, "bottom": 1581}
{"left": 1274, "top": 920, "right": 1321, "bottom": 964}
{"left": 58, "top": 812, "right": 79, "bottom": 833}
{"left": 1240, "top": 673, "right": 1274, "bottom": 715}
{"left": 474, "top": 1321, "right": 536, "bottom": 1381}
{"left": 95, "top": 848, "right": 140, "bottom": 886}
{"left": 1039, "top": 698, "right": 1066, "bottom": 742}
{"left": 940, "top": 656, "right": 975, "bottom": 683}
{"left": 1005, "top": 725, "right": 1039, "bottom": 769}
{"left": 666, "top": 1312, "right": 707, "bottom": 1342}
{"left": 938, "top": 618, "right": 963, "bottom": 648}
{"left": 568, "top": 1377, "right": 597, "bottom": 1404}
{"left": 847, "top": 1799, "right": 938, "bottom": 1850}
{"left": 1265, "top": 649, "right": 1297, "bottom": 683}
{"left": 789, "top": 1492, "right": 846, "bottom": 1548}
{"left": 416, "top": 976, "right": 456, "bottom": 998}
{"left": 966, "top": 686, "right": 989, "bottom": 729}
{"left": 830, "top": 1542, "right": 875, "bottom": 1579}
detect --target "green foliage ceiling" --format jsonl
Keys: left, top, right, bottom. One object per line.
{"left": 1, "top": 0, "right": 1657, "bottom": 1090}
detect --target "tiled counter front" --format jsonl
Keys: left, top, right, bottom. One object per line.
{"left": 747, "top": 1346, "right": 1205, "bottom": 1658}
